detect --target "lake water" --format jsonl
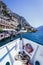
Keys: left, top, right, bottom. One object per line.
{"left": 0, "top": 30, "right": 43, "bottom": 47}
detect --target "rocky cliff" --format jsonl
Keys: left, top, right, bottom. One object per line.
{"left": 0, "top": 0, "right": 37, "bottom": 32}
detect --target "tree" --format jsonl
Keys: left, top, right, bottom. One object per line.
{"left": 0, "top": 28, "right": 3, "bottom": 33}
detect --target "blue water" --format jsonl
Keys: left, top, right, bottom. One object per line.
{"left": 22, "top": 32, "right": 43, "bottom": 45}
{"left": 22, "top": 27, "right": 43, "bottom": 45}
{"left": 0, "top": 30, "right": 43, "bottom": 47}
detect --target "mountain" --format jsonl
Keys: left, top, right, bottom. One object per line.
{"left": 33, "top": 26, "right": 43, "bottom": 35}
{"left": 0, "top": 0, "right": 37, "bottom": 32}
{"left": 37, "top": 26, "right": 43, "bottom": 31}
{"left": 34, "top": 26, "right": 43, "bottom": 34}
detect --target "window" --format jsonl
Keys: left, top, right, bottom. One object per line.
{"left": 35, "top": 61, "right": 40, "bottom": 65}
{"left": 6, "top": 62, "right": 10, "bottom": 65}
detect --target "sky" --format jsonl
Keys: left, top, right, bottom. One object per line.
{"left": 3, "top": 0, "right": 43, "bottom": 27}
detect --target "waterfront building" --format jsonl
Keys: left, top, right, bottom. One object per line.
{"left": 0, "top": 15, "right": 19, "bottom": 31}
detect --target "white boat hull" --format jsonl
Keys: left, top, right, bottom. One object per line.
{"left": 0, "top": 38, "right": 43, "bottom": 65}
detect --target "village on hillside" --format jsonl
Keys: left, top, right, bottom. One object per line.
{"left": 0, "top": 0, "right": 36, "bottom": 41}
